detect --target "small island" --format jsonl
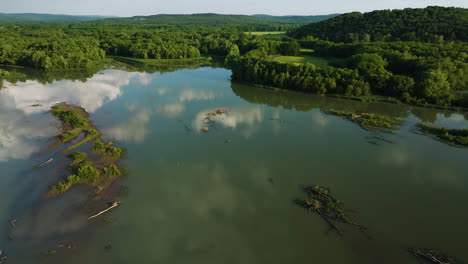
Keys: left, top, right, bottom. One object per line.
{"left": 41, "top": 104, "right": 126, "bottom": 197}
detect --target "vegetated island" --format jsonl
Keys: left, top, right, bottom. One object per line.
{"left": 416, "top": 123, "right": 468, "bottom": 147}
{"left": 324, "top": 110, "right": 404, "bottom": 133}
{"left": 40, "top": 104, "right": 126, "bottom": 197}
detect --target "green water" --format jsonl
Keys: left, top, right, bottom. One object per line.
{"left": 0, "top": 66, "right": 467, "bottom": 264}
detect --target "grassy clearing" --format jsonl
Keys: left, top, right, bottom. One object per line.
{"left": 325, "top": 110, "right": 403, "bottom": 133}
{"left": 270, "top": 55, "right": 336, "bottom": 68}
{"left": 245, "top": 31, "right": 286, "bottom": 36}
{"left": 417, "top": 124, "right": 468, "bottom": 147}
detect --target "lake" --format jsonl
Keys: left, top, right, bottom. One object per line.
{"left": 1, "top": 65, "right": 467, "bottom": 264}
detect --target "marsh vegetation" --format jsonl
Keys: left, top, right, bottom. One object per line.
{"left": 44, "top": 104, "right": 126, "bottom": 197}
{"left": 324, "top": 110, "right": 403, "bottom": 133}
{"left": 417, "top": 124, "right": 468, "bottom": 147}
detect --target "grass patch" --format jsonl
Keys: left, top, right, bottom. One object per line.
{"left": 245, "top": 31, "right": 286, "bottom": 39}
{"left": 48, "top": 161, "right": 100, "bottom": 196}
{"left": 270, "top": 55, "right": 334, "bottom": 68}
{"left": 103, "top": 164, "right": 122, "bottom": 177}
{"left": 93, "top": 140, "right": 124, "bottom": 158}
{"left": 325, "top": 110, "right": 403, "bottom": 133}
{"left": 58, "top": 128, "right": 82, "bottom": 142}
{"left": 51, "top": 104, "right": 100, "bottom": 154}
{"left": 67, "top": 151, "right": 88, "bottom": 166}
{"left": 246, "top": 31, "right": 286, "bottom": 36}
{"left": 417, "top": 124, "right": 468, "bottom": 147}
{"left": 51, "top": 105, "right": 89, "bottom": 129}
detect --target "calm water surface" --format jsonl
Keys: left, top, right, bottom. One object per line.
{"left": 0, "top": 66, "right": 467, "bottom": 264}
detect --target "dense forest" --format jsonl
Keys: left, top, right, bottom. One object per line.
{"left": 290, "top": 6, "right": 468, "bottom": 42}
{"left": 0, "top": 24, "right": 248, "bottom": 69}
{"left": 1, "top": 6, "right": 467, "bottom": 108}
{"left": 226, "top": 6, "right": 468, "bottom": 107}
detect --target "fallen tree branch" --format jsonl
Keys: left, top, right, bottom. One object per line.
{"left": 0, "top": 255, "right": 7, "bottom": 264}
{"left": 35, "top": 158, "right": 54, "bottom": 168}
{"left": 10, "top": 219, "right": 16, "bottom": 229}
{"left": 88, "top": 202, "right": 121, "bottom": 220}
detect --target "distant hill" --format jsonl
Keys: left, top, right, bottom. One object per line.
{"left": 290, "top": 6, "right": 468, "bottom": 42}
{"left": 0, "top": 13, "right": 117, "bottom": 23}
{"left": 93, "top": 13, "right": 340, "bottom": 25}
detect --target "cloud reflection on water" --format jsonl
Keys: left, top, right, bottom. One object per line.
{"left": 192, "top": 106, "right": 264, "bottom": 138}
{"left": 102, "top": 109, "right": 151, "bottom": 143}
{"left": 1, "top": 70, "right": 149, "bottom": 114}
{"left": 0, "top": 70, "right": 149, "bottom": 161}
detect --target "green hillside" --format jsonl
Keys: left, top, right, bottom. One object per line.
{"left": 290, "top": 6, "right": 468, "bottom": 42}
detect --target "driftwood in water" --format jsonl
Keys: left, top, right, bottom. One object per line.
{"left": 0, "top": 250, "right": 6, "bottom": 264}
{"left": 409, "top": 248, "right": 459, "bottom": 264}
{"left": 35, "top": 158, "right": 53, "bottom": 168}
{"left": 296, "top": 185, "right": 367, "bottom": 236}
{"left": 10, "top": 219, "right": 16, "bottom": 229}
{"left": 88, "top": 202, "right": 121, "bottom": 219}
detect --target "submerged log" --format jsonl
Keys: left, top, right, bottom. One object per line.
{"left": 35, "top": 158, "right": 53, "bottom": 168}
{"left": 409, "top": 248, "right": 459, "bottom": 264}
{"left": 88, "top": 202, "right": 121, "bottom": 220}
{"left": 0, "top": 251, "right": 6, "bottom": 264}
{"left": 296, "top": 185, "right": 366, "bottom": 236}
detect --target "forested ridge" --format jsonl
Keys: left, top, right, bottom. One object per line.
{"left": 290, "top": 6, "right": 468, "bottom": 42}
{"left": 94, "top": 13, "right": 339, "bottom": 26}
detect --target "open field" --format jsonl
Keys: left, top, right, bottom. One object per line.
{"left": 245, "top": 31, "right": 286, "bottom": 36}
{"left": 270, "top": 55, "right": 334, "bottom": 68}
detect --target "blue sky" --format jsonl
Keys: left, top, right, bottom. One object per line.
{"left": 1, "top": 0, "right": 467, "bottom": 16}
